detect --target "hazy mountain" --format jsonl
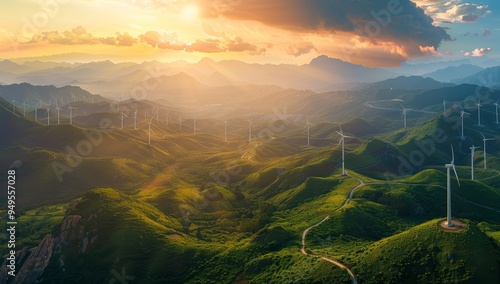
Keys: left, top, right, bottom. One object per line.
{"left": 367, "top": 76, "right": 455, "bottom": 90}
{"left": 453, "top": 66, "right": 500, "bottom": 89}
{"left": 393, "top": 59, "right": 472, "bottom": 76}
{"left": 422, "top": 64, "right": 484, "bottom": 82}
{"left": 0, "top": 83, "right": 106, "bottom": 106}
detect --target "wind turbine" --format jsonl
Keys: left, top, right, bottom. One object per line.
{"left": 248, "top": 119, "right": 253, "bottom": 142}
{"left": 193, "top": 116, "right": 197, "bottom": 135}
{"left": 11, "top": 100, "right": 18, "bottom": 113}
{"left": 305, "top": 119, "right": 314, "bottom": 146}
{"left": 68, "top": 105, "right": 77, "bottom": 125}
{"left": 336, "top": 125, "right": 352, "bottom": 176}
{"left": 21, "top": 100, "right": 27, "bottom": 117}
{"left": 46, "top": 105, "right": 50, "bottom": 126}
{"left": 476, "top": 99, "right": 482, "bottom": 127}
{"left": 34, "top": 102, "right": 39, "bottom": 122}
{"left": 494, "top": 100, "right": 499, "bottom": 124}
{"left": 120, "top": 110, "right": 128, "bottom": 129}
{"left": 460, "top": 109, "right": 470, "bottom": 140}
{"left": 400, "top": 105, "right": 411, "bottom": 129}
{"left": 470, "top": 144, "right": 480, "bottom": 180}
{"left": 481, "top": 132, "right": 495, "bottom": 170}
{"left": 443, "top": 99, "right": 446, "bottom": 116}
{"left": 148, "top": 118, "right": 153, "bottom": 145}
{"left": 445, "top": 145, "right": 460, "bottom": 227}
{"left": 56, "top": 103, "right": 62, "bottom": 125}
{"left": 133, "top": 110, "right": 138, "bottom": 130}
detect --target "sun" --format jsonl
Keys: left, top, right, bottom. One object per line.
{"left": 182, "top": 4, "right": 199, "bottom": 18}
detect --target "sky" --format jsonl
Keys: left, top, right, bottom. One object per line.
{"left": 0, "top": 0, "right": 498, "bottom": 67}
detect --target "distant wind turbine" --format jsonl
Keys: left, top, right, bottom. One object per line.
{"left": 21, "top": 100, "right": 27, "bottom": 117}
{"left": 120, "top": 111, "right": 128, "bottom": 129}
{"left": 445, "top": 145, "right": 460, "bottom": 227}
{"left": 305, "top": 119, "right": 314, "bottom": 146}
{"left": 248, "top": 119, "right": 253, "bottom": 142}
{"left": 494, "top": 100, "right": 499, "bottom": 124}
{"left": 460, "top": 109, "right": 470, "bottom": 140}
{"left": 56, "top": 103, "right": 62, "bottom": 125}
{"left": 11, "top": 100, "right": 18, "bottom": 113}
{"left": 148, "top": 118, "right": 154, "bottom": 145}
{"left": 46, "top": 105, "right": 50, "bottom": 126}
{"left": 336, "top": 125, "right": 352, "bottom": 176}
{"left": 133, "top": 110, "right": 138, "bottom": 130}
{"left": 443, "top": 99, "right": 446, "bottom": 116}
{"left": 34, "top": 102, "right": 39, "bottom": 122}
{"left": 481, "top": 132, "right": 495, "bottom": 170}
{"left": 470, "top": 144, "right": 480, "bottom": 180}
{"left": 68, "top": 106, "right": 77, "bottom": 125}
{"left": 400, "top": 105, "right": 411, "bottom": 129}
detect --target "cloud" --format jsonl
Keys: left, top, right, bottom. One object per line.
{"left": 415, "top": 1, "right": 491, "bottom": 23}
{"left": 185, "top": 39, "right": 224, "bottom": 53}
{"left": 226, "top": 37, "right": 258, "bottom": 52}
{"left": 464, "top": 47, "right": 492, "bottom": 57}
{"left": 196, "top": 0, "right": 451, "bottom": 60}
{"left": 27, "top": 26, "right": 137, "bottom": 46}
{"left": 419, "top": 45, "right": 442, "bottom": 56}
{"left": 286, "top": 40, "right": 316, "bottom": 57}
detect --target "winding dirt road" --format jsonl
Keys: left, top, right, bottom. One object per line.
{"left": 300, "top": 176, "right": 363, "bottom": 284}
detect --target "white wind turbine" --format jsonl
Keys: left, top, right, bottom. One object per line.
{"left": 443, "top": 99, "right": 447, "bottom": 116}
{"left": 11, "top": 100, "right": 18, "bottom": 113}
{"left": 305, "top": 118, "right": 314, "bottom": 146}
{"left": 481, "top": 132, "right": 495, "bottom": 170}
{"left": 34, "top": 102, "right": 39, "bottom": 122}
{"left": 460, "top": 108, "right": 470, "bottom": 140}
{"left": 120, "top": 110, "right": 128, "bottom": 129}
{"left": 445, "top": 145, "right": 460, "bottom": 227}
{"left": 248, "top": 119, "right": 253, "bottom": 142}
{"left": 68, "top": 105, "right": 77, "bottom": 125}
{"left": 336, "top": 125, "right": 352, "bottom": 176}
{"left": 133, "top": 110, "right": 138, "bottom": 130}
{"left": 21, "top": 100, "right": 27, "bottom": 117}
{"left": 148, "top": 118, "right": 154, "bottom": 145}
{"left": 476, "top": 99, "right": 482, "bottom": 126}
{"left": 46, "top": 105, "right": 51, "bottom": 125}
{"left": 56, "top": 104, "right": 62, "bottom": 125}
{"left": 470, "top": 144, "right": 480, "bottom": 180}
{"left": 494, "top": 100, "right": 499, "bottom": 124}
{"left": 193, "top": 116, "right": 197, "bottom": 135}
{"left": 400, "top": 105, "right": 411, "bottom": 129}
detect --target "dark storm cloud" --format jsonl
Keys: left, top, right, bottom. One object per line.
{"left": 197, "top": 0, "right": 451, "bottom": 56}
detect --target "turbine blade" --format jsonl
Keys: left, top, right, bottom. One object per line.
{"left": 480, "top": 132, "right": 486, "bottom": 139}
{"left": 452, "top": 165, "right": 461, "bottom": 187}
{"left": 451, "top": 145, "right": 455, "bottom": 164}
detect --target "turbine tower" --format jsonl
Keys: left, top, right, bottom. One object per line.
{"left": 56, "top": 104, "right": 62, "bottom": 125}
{"left": 460, "top": 109, "right": 469, "bottom": 140}
{"left": 148, "top": 118, "right": 153, "bottom": 145}
{"left": 11, "top": 100, "right": 18, "bottom": 113}
{"left": 120, "top": 111, "right": 128, "bottom": 129}
{"left": 443, "top": 99, "right": 446, "bottom": 116}
{"left": 133, "top": 110, "right": 138, "bottom": 130}
{"left": 445, "top": 145, "right": 460, "bottom": 227}
{"left": 68, "top": 106, "right": 76, "bottom": 125}
{"left": 46, "top": 106, "right": 50, "bottom": 126}
{"left": 494, "top": 100, "right": 499, "bottom": 124}
{"left": 400, "top": 105, "right": 411, "bottom": 129}
{"left": 21, "top": 101, "right": 27, "bottom": 117}
{"left": 336, "top": 125, "right": 352, "bottom": 176}
{"left": 481, "top": 132, "right": 495, "bottom": 170}
{"left": 470, "top": 144, "right": 479, "bottom": 180}
{"left": 248, "top": 119, "right": 253, "bottom": 142}
{"left": 476, "top": 99, "right": 482, "bottom": 126}
{"left": 305, "top": 119, "right": 314, "bottom": 146}
{"left": 34, "top": 102, "right": 39, "bottom": 122}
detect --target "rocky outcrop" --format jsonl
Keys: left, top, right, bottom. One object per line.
{"left": 11, "top": 214, "right": 98, "bottom": 283}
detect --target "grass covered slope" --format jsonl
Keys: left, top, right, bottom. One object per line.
{"left": 351, "top": 219, "right": 500, "bottom": 284}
